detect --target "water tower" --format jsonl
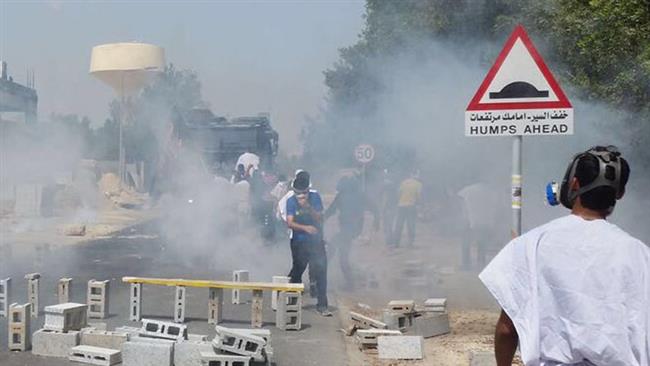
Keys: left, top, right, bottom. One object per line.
{"left": 89, "top": 42, "right": 165, "bottom": 186}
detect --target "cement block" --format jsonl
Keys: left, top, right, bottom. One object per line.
{"left": 88, "top": 322, "right": 107, "bottom": 331}
{"left": 80, "top": 329, "right": 128, "bottom": 349}
{"left": 423, "top": 297, "right": 447, "bottom": 313}
{"left": 407, "top": 313, "right": 450, "bottom": 338}
{"left": 174, "top": 340, "right": 213, "bottom": 366}
{"left": 251, "top": 289, "right": 263, "bottom": 328}
{"left": 276, "top": 291, "right": 302, "bottom": 331}
{"left": 114, "top": 326, "right": 140, "bottom": 338}
{"left": 140, "top": 318, "right": 188, "bottom": 341}
{"left": 356, "top": 329, "right": 402, "bottom": 348}
{"left": 58, "top": 278, "right": 72, "bottom": 304}
{"left": 122, "top": 339, "right": 174, "bottom": 366}
{"left": 387, "top": 300, "right": 415, "bottom": 314}
{"left": 382, "top": 309, "right": 413, "bottom": 331}
{"left": 271, "top": 276, "right": 290, "bottom": 311}
{"left": 0, "top": 277, "right": 10, "bottom": 317}
{"left": 174, "top": 286, "right": 186, "bottom": 323}
{"left": 238, "top": 328, "right": 271, "bottom": 345}
{"left": 350, "top": 311, "right": 387, "bottom": 330}
{"left": 470, "top": 351, "right": 497, "bottom": 366}
{"left": 208, "top": 287, "right": 223, "bottom": 324}
{"left": 25, "top": 273, "right": 40, "bottom": 317}
{"left": 377, "top": 335, "right": 424, "bottom": 360}
{"left": 44, "top": 302, "right": 88, "bottom": 332}
{"left": 187, "top": 333, "right": 209, "bottom": 342}
{"left": 8, "top": 302, "right": 31, "bottom": 351}
{"left": 87, "top": 280, "right": 110, "bottom": 319}
{"left": 129, "top": 283, "right": 142, "bottom": 322}
{"left": 32, "top": 329, "right": 80, "bottom": 358}
{"left": 69, "top": 345, "right": 122, "bottom": 366}
{"left": 213, "top": 325, "right": 266, "bottom": 361}
{"left": 200, "top": 351, "right": 250, "bottom": 366}
{"left": 232, "top": 270, "right": 250, "bottom": 304}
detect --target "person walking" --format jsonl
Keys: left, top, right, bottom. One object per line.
{"left": 324, "top": 173, "right": 379, "bottom": 289}
{"left": 286, "top": 170, "right": 331, "bottom": 316}
{"left": 392, "top": 170, "right": 422, "bottom": 247}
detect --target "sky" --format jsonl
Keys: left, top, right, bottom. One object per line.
{"left": 0, "top": 0, "right": 366, "bottom": 153}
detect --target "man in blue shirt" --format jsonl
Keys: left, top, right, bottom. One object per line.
{"left": 286, "top": 170, "right": 331, "bottom": 316}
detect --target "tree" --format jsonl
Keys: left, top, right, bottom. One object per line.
{"left": 308, "top": 0, "right": 650, "bottom": 167}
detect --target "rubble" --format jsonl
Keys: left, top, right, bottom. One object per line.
{"left": 377, "top": 335, "right": 424, "bottom": 360}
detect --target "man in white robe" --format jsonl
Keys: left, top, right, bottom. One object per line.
{"left": 480, "top": 147, "right": 649, "bottom": 365}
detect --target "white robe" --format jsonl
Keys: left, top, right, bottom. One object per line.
{"left": 480, "top": 215, "right": 650, "bottom": 366}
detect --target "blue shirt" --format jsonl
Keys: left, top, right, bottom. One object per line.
{"left": 286, "top": 191, "right": 323, "bottom": 242}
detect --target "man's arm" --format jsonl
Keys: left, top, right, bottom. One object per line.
{"left": 324, "top": 194, "right": 339, "bottom": 221}
{"left": 287, "top": 215, "right": 318, "bottom": 234}
{"left": 494, "top": 310, "right": 518, "bottom": 366}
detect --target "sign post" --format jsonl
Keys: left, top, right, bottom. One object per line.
{"left": 465, "top": 25, "right": 573, "bottom": 237}
{"left": 354, "top": 144, "right": 375, "bottom": 193}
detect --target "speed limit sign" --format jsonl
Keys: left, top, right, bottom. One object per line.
{"left": 354, "top": 144, "right": 375, "bottom": 164}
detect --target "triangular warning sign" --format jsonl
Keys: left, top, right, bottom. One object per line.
{"left": 467, "top": 24, "right": 571, "bottom": 111}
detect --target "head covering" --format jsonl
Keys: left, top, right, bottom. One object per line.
{"left": 292, "top": 170, "right": 311, "bottom": 192}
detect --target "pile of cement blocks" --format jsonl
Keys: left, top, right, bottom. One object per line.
{"left": 28, "top": 302, "right": 123, "bottom": 365}
{"left": 349, "top": 298, "right": 450, "bottom": 360}
{"left": 117, "top": 319, "right": 274, "bottom": 366}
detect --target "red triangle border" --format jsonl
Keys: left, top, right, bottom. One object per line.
{"left": 466, "top": 24, "right": 572, "bottom": 111}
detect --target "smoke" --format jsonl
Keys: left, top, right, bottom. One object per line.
{"left": 307, "top": 34, "right": 650, "bottom": 305}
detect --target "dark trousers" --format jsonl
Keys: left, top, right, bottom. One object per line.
{"left": 383, "top": 207, "right": 396, "bottom": 246}
{"left": 288, "top": 239, "right": 328, "bottom": 308}
{"left": 393, "top": 206, "right": 416, "bottom": 246}
{"left": 329, "top": 229, "right": 357, "bottom": 285}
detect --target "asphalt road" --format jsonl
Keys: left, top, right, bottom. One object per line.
{"left": 0, "top": 221, "right": 348, "bottom": 366}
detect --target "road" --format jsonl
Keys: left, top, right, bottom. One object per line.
{"left": 0, "top": 220, "right": 348, "bottom": 366}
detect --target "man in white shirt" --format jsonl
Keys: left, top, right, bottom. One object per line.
{"left": 480, "top": 146, "right": 649, "bottom": 366}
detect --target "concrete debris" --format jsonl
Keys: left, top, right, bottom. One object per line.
{"left": 122, "top": 338, "right": 174, "bottom": 366}
{"left": 80, "top": 329, "right": 128, "bottom": 350}
{"left": 69, "top": 345, "right": 122, "bottom": 366}
{"left": 407, "top": 313, "right": 450, "bottom": 338}
{"left": 140, "top": 318, "right": 188, "bottom": 341}
{"left": 377, "top": 335, "right": 424, "bottom": 360}
{"left": 44, "top": 302, "right": 88, "bottom": 332}
{"left": 174, "top": 340, "right": 213, "bottom": 366}
{"left": 32, "top": 329, "right": 80, "bottom": 358}
{"left": 349, "top": 311, "right": 387, "bottom": 330}
{"left": 387, "top": 300, "right": 415, "bottom": 314}
{"left": 356, "top": 329, "right": 402, "bottom": 349}
{"left": 213, "top": 325, "right": 266, "bottom": 362}
{"left": 62, "top": 224, "right": 87, "bottom": 236}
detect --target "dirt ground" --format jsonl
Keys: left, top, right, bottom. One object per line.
{"left": 325, "top": 210, "right": 523, "bottom": 365}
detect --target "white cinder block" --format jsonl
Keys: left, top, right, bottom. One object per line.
{"left": 80, "top": 329, "right": 128, "bottom": 350}
{"left": 122, "top": 339, "right": 174, "bottom": 366}
{"left": 377, "top": 336, "right": 424, "bottom": 360}
{"left": 213, "top": 325, "right": 266, "bottom": 362}
{"left": 200, "top": 351, "right": 250, "bottom": 366}
{"left": 44, "top": 302, "right": 88, "bottom": 332}
{"left": 140, "top": 318, "right": 187, "bottom": 341}
{"left": 32, "top": 329, "right": 80, "bottom": 358}
{"left": 232, "top": 270, "right": 250, "bottom": 304}
{"left": 174, "top": 340, "right": 214, "bottom": 366}
{"left": 69, "top": 345, "right": 121, "bottom": 366}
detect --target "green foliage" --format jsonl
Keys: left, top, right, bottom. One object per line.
{"left": 310, "top": 0, "right": 650, "bottom": 166}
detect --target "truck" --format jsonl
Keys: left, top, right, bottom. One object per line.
{"left": 177, "top": 108, "right": 279, "bottom": 177}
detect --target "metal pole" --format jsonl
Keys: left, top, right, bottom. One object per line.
{"left": 511, "top": 136, "right": 522, "bottom": 237}
{"left": 119, "top": 76, "right": 125, "bottom": 188}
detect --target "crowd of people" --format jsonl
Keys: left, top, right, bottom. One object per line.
{"left": 224, "top": 147, "right": 650, "bottom": 364}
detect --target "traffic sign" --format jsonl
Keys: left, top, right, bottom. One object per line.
{"left": 354, "top": 144, "right": 375, "bottom": 164}
{"left": 465, "top": 25, "right": 573, "bottom": 137}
